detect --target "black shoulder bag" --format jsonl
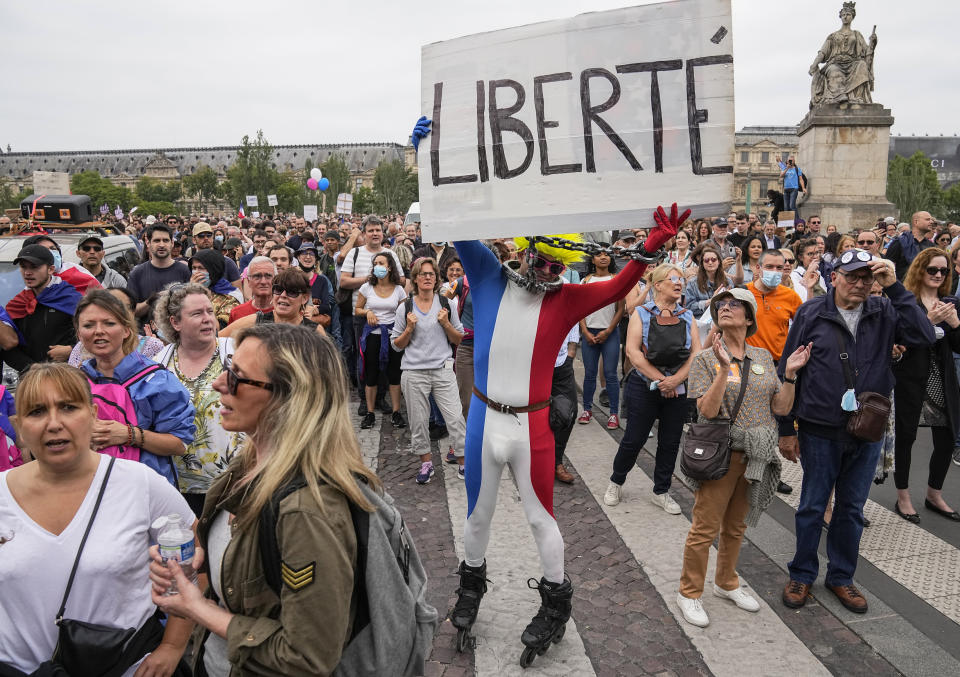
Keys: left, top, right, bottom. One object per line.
{"left": 680, "top": 355, "right": 751, "bottom": 482}
{"left": 835, "top": 324, "right": 890, "bottom": 442}
{"left": 45, "top": 457, "right": 166, "bottom": 677}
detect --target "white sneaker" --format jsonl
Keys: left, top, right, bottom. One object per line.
{"left": 651, "top": 491, "right": 682, "bottom": 515}
{"left": 713, "top": 584, "right": 760, "bottom": 612}
{"left": 603, "top": 482, "right": 623, "bottom": 506}
{"left": 676, "top": 592, "right": 709, "bottom": 627}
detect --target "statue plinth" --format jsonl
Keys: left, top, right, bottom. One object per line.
{"left": 796, "top": 102, "right": 897, "bottom": 228}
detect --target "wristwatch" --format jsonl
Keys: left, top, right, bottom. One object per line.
{"left": 783, "top": 375, "right": 797, "bottom": 384}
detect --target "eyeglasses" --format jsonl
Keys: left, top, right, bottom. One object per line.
{"left": 783, "top": 258, "right": 796, "bottom": 264}
{"left": 715, "top": 299, "right": 745, "bottom": 310}
{"left": 838, "top": 271, "right": 874, "bottom": 286}
{"left": 701, "top": 257, "right": 719, "bottom": 264}
{"left": 80, "top": 245, "right": 103, "bottom": 252}
{"left": 249, "top": 272, "right": 273, "bottom": 281}
{"left": 272, "top": 284, "right": 308, "bottom": 296}
{"left": 195, "top": 232, "right": 213, "bottom": 238}
{"left": 530, "top": 255, "right": 566, "bottom": 275}
{"left": 810, "top": 220, "right": 821, "bottom": 225}
{"left": 417, "top": 271, "right": 436, "bottom": 278}
{"left": 926, "top": 266, "right": 950, "bottom": 277}
{"left": 224, "top": 358, "right": 273, "bottom": 396}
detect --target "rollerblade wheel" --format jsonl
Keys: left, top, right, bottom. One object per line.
{"left": 520, "top": 646, "right": 537, "bottom": 669}
{"left": 456, "top": 629, "right": 471, "bottom": 653}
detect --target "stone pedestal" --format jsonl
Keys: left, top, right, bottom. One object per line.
{"left": 796, "top": 103, "right": 897, "bottom": 229}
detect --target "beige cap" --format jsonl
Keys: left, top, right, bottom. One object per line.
{"left": 709, "top": 287, "right": 758, "bottom": 338}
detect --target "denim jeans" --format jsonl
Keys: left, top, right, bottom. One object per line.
{"left": 581, "top": 328, "right": 621, "bottom": 414}
{"left": 784, "top": 188, "right": 798, "bottom": 211}
{"left": 610, "top": 371, "right": 687, "bottom": 493}
{"left": 788, "top": 430, "right": 881, "bottom": 586}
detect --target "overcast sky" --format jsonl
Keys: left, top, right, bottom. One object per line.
{"left": 1, "top": 0, "right": 954, "bottom": 153}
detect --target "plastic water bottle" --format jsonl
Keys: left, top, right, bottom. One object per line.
{"left": 152, "top": 513, "right": 198, "bottom": 595}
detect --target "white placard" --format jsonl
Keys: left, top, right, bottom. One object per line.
{"left": 303, "top": 205, "right": 318, "bottom": 222}
{"left": 245, "top": 195, "right": 259, "bottom": 207}
{"left": 267, "top": 194, "right": 278, "bottom": 207}
{"left": 336, "top": 193, "right": 353, "bottom": 215}
{"left": 32, "top": 171, "right": 71, "bottom": 195}
{"left": 419, "top": 0, "right": 734, "bottom": 240}
{"left": 252, "top": 211, "right": 260, "bottom": 218}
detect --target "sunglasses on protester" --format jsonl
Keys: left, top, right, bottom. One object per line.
{"left": 926, "top": 266, "right": 950, "bottom": 277}
{"left": 272, "top": 284, "right": 309, "bottom": 296}
{"left": 80, "top": 245, "right": 103, "bottom": 253}
{"left": 530, "top": 254, "right": 566, "bottom": 275}
{"left": 224, "top": 357, "right": 273, "bottom": 396}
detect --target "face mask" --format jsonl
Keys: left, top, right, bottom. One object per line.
{"left": 198, "top": 272, "right": 210, "bottom": 287}
{"left": 841, "top": 389, "right": 858, "bottom": 412}
{"left": 214, "top": 235, "right": 223, "bottom": 244}
{"left": 51, "top": 250, "right": 62, "bottom": 271}
{"left": 760, "top": 270, "right": 782, "bottom": 287}
{"left": 373, "top": 265, "right": 388, "bottom": 279}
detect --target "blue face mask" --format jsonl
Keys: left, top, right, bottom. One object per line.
{"left": 841, "top": 389, "right": 858, "bottom": 412}
{"left": 214, "top": 235, "right": 224, "bottom": 244}
{"left": 760, "top": 270, "right": 782, "bottom": 287}
{"left": 373, "top": 265, "right": 388, "bottom": 279}
{"left": 51, "top": 250, "right": 62, "bottom": 271}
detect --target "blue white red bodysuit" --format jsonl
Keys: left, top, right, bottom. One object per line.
{"left": 455, "top": 239, "right": 648, "bottom": 583}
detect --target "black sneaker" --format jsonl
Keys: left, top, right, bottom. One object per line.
{"left": 391, "top": 411, "right": 407, "bottom": 428}
{"left": 776, "top": 481, "right": 793, "bottom": 495}
{"left": 359, "top": 412, "right": 376, "bottom": 429}
{"left": 598, "top": 388, "right": 610, "bottom": 408}
{"left": 429, "top": 424, "right": 449, "bottom": 440}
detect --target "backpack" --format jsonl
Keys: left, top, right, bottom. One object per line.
{"left": 0, "top": 386, "right": 22, "bottom": 471}
{"left": 259, "top": 477, "right": 439, "bottom": 677}
{"left": 88, "top": 364, "right": 164, "bottom": 462}
{"left": 637, "top": 303, "right": 691, "bottom": 370}
{"left": 404, "top": 294, "right": 455, "bottom": 350}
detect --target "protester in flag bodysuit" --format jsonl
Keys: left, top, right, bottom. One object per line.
{"left": 450, "top": 212, "right": 686, "bottom": 654}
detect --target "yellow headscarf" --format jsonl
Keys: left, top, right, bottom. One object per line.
{"left": 513, "top": 234, "right": 585, "bottom": 266}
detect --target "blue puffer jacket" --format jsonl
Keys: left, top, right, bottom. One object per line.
{"left": 777, "top": 281, "right": 935, "bottom": 436}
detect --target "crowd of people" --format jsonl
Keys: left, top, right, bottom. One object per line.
{"left": 0, "top": 190, "right": 958, "bottom": 672}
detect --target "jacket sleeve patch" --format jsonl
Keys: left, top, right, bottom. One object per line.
{"left": 281, "top": 560, "right": 315, "bottom": 591}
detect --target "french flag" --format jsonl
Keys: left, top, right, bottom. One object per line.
{"left": 237, "top": 206, "right": 245, "bottom": 219}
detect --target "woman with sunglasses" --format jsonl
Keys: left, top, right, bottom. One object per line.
{"left": 153, "top": 283, "right": 245, "bottom": 517}
{"left": 150, "top": 324, "right": 381, "bottom": 675}
{"left": 76, "top": 289, "right": 196, "bottom": 487}
{"left": 604, "top": 264, "right": 701, "bottom": 514}
{"left": 779, "top": 248, "right": 797, "bottom": 290}
{"left": 935, "top": 229, "right": 953, "bottom": 250}
{"left": 685, "top": 244, "right": 732, "bottom": 319}
{"left": 355, "top": 252, "right": 407, "bottom": 430}
{"left": 891, "top": 249, "right": 960, "bottom": 523}
{"left": 221, "top": 269, "right": 326, "bottom": 339}
{"left": 578, "top": 248, "right": 624, "bottom": 429}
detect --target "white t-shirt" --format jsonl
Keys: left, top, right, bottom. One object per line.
{"left": 358, "top": 282, "right": 407, "bottom": 333}
{"left": 582, "top": 275, "right": 616, "bottom": 328}
{"left": 0, "top": 456, "right": 191, "bottom": 674}
{"left": 340, "top": 246, "right": 404, "bottom": 306}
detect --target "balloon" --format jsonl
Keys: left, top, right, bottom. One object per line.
{"left": 307, "top": 178, "right": 319, "bottom": 190}
{"left": 318, "top": 178, "right": 330, "bottom": 191}
{"left": 309, "top": 168, "right": 322, "bottom": 181}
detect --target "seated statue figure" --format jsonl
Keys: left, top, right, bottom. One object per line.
{"left": 808, "top": 2, "right": 877, "bottom": 107}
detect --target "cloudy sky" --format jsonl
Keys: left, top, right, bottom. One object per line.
{"left": 1, "top": 0, "right": 954, "bottom": 152}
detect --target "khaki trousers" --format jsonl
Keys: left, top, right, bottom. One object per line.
{"left": 679, "top": 451, "right": 750, "bottom": 598}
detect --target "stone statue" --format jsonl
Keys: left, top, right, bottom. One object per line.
{"left": 808, "top": 2, "right": 877, "bottom": 108}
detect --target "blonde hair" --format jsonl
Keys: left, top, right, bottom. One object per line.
{"left": 650, "top": 264, "right": 684, "bottom": 303}
{"left": 514, "top": 234, "right": 585, "bottom": 266}
{"left": 74, "top": 289, "right": 139, "bottom": 356}
{"left": 233, "top": 324, "right": 380, "bottom": 529}
{"left": 14, "top": 364, "right": 94, "bottom": 442}
{"left": 778, "top": 248, "right": 795, "bottom": 288}
{"left": 153, "top": 283, "right": 212, "bottom": 344}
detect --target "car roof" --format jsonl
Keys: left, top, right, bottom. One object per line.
{"left": 0, "top": 233, "right": 136, "bottom": 262}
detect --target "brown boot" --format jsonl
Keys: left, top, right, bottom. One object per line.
{"left": 782, "top": 580, "right": 811, "bottom": 608}
{"left": 827, "top": 584, "right": 868, "bottom": 613}
{"left": 555, "top": 464, "right": 575, "bottom": 484}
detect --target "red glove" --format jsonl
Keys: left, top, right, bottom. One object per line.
{"left": 644, "top": 203, "right": 691, "bottom": 253}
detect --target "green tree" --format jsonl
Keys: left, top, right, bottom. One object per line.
{"left": 372, "top": 160, "right": 418, "bottom": 214}
{"left": 136, "top": 177, "right": 181, "bottom": 203}
{"left": 275, "top": 173, "right": 304, "bottom": 214}
{"left": 70, "top": 171, "right": 135, "bottom": 210}
{"left": 319, "top": 155, "right": 351, "bottom": 214}
{"left": 887, "top": 151, "right": 941, "bottom": 220}
{"left": 0, "top": 177, "right": 31, "bottom": 211}
{"left": 135, "top": 200, "right": 177, "bottom": 216}
{"left": 352, "top": 186, "right": 376, "bottom": 215}
{"left": 224, "top": 130, "right": 279, "bottom": 209}
{"left": 940, "top": 183, "right": 960, "bottom": 224}
{"left": 183, "top": 165, "right": 220, "bottom": 212}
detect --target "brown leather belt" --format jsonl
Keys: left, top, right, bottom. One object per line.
{"left": 472, "top": 386, "right": 551, "bottom": 416}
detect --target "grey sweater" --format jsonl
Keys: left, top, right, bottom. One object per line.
{"left": 390, "top": 295, "right": 463, "bottom": 370}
